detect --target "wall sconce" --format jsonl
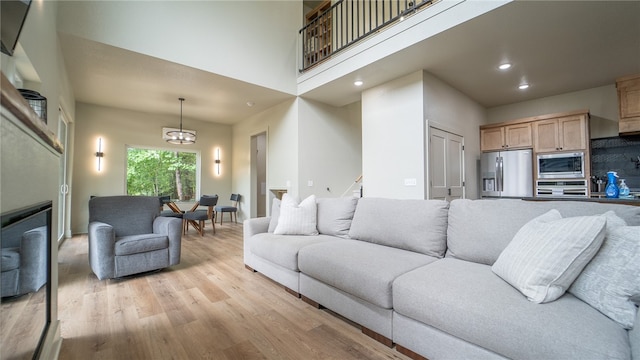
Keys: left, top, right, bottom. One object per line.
{"left": 215, "top": 148, "right": 221, "bottom": 175}
{"left": 96, "top": 137, "right": 104, "bottom": 172}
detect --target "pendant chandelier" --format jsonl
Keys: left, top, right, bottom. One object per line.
{"left": 166, "top": 97, "right": 196, "bottom": 144}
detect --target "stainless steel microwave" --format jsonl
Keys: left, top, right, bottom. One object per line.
{"left": 537, "top": 152, "right": 585, "bottom": 179}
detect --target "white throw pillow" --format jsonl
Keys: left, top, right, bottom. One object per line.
{"left": 273, "top": 194, "right": 318, "bottom": 236}
{"left": 492, "top": 209, "right": 607, "bottom": 304}
{"left": 267, "top": 198, "right": 281, "bottom": 233}
{"left": 569, "top": 212, "right": 640, "bottom": 329}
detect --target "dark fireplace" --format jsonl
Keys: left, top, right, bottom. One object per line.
{"left": 1, "top": 201, "right": 52, "bottom": 360}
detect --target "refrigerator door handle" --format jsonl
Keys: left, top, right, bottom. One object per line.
{"left": 496, "top": 157, "right": 503, "bottom": 192}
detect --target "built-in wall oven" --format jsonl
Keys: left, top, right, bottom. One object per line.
{"left": 536, "top": 179, "right": 589, "bottom": 198}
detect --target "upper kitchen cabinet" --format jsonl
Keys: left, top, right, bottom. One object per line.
{"left": 533, "top": 113, "right": 588, "bottom": 153}
{"left": 616, "top": 74, "right": 640, "bottom": 135}
{"left": 480, "top": 123, "right": 532, "bottom": 152}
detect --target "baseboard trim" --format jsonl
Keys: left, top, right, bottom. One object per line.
{"left": 361, "top": 326, "right": 393, "bottom": 347}
{"left": 396, "top": 344, "right": 428, "bottom": 360}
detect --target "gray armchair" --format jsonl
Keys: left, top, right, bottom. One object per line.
{"left": 1, "top": 224, "right": 47, "bottom": 298}
{"left": 88, "top": 196, "right": 182, "bottom": 280}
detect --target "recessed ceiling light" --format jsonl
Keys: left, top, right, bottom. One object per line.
{"left": 246, "top": 101, "right": 255, "bottom": 107}
{"left": 498, "top": 63, "right": 512, "bottom": 70}
{"left": 518, "top": 84, "right": 530, "bottom": 90}
{"left": 354, "top": 80, "right": 364, "bottom": 86}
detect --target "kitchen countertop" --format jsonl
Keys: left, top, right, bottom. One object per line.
{"left": 524, "top": 196, "right": 640, "bottom": 206}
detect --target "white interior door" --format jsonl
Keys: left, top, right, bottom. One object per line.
{"left": 429, "top": 127, "right": 465, "bottom": 201}
{"left": 57, "top": 111, "right": 69, "bottom": 243}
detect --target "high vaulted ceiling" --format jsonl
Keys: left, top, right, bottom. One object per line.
{"left": 58, "top": 1, "right": 640, "bottom": 125}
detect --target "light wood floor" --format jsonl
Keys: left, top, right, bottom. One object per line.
{"left": 57, "top": 222, "right": 411, "bottom": 360}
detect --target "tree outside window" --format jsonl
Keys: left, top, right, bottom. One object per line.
{"left": 126, "top": 147, "right": 198, "bottom": 201}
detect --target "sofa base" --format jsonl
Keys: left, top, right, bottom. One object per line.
{"left": 284, "top": 287, "right": 300, "bottom": 298}
{"left": 396, "top": 344, "right": 428, "bottom": 360}
{"left": 393, "top": 312, "right": 507, "bottom": 360}
{"left": 244, "top": 264, "right": 256, "bottom": 272}
{"left": 362, "top": 327, "right": 393, "bottom": 347}
{"left": 301, "top": 295, "right": 324, "bottom": 309}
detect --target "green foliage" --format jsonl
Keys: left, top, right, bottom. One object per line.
{"left": 126, "top": 148, "right": 197, "bottom": 200}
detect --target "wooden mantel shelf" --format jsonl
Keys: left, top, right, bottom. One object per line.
{"left": 1, "top": 72, "right": 63, "bottom": 154}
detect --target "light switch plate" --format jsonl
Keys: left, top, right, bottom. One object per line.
{"left": 404, "top": 178, "right": 417, "bottom": 186}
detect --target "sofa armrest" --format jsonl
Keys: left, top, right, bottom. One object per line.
{"left": 19, "top": 226, "right": 47, "bottom": 293}
{"left": 631, "top": 307, "right": 640, "bottom": 360}
{"left": 153, "top": 216, "right": 182, "bottom": 266}
{"left": 243, "top": 217, "right": 270, "bottom": 239}
{"left": 88, "top": 221, "right": 116, "bottom": 280}
{"left": 243, "top": 217, "right": 270, "bottom": 268}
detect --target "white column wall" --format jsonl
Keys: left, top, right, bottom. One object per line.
{"left": 361, "top": 71, "right": 426, "bottom": 199}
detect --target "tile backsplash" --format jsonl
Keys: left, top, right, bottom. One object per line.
{"left": 591, "top": 136, "right": 640, "bottom": 190}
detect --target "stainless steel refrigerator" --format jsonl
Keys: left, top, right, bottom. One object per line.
{"left": 481, "top": 149, "right": 533, "bottom": 198}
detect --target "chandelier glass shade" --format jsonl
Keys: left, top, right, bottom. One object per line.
{"left": 166, "top": 97, "right": 196, "bottom": 144}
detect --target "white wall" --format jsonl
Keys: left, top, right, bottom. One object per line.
{"left": 56, "top": 1, "right": 302, "bottom": 95}
{"left": 487, "top": 84, "right": 620, "bottom": 139}
{"left": 71, "top": 103, "right": 232, "bottom": 234}
{"left": 423, "top": 71, "right": 486, "bottom": 200}
{"left": 232, "top": 99, "right": 299, "bottom": 219}
{"left": 298, "top": 98, "right": 362, "bottom": 199}
{"left": 362, "top": 71, "right": 426, "bottom": 199}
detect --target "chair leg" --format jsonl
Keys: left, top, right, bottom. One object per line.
{"left": 198, "top": 220, "right": 204, "bottom": 236}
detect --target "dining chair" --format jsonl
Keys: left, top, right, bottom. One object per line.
{"left": 183, "top": 195, "right": 219, "bottom": 236}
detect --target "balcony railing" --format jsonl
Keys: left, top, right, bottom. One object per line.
{"left": 299, "top": 0, "right": 436, "bottom": 71}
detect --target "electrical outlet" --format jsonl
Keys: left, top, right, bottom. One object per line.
{"left": 307, "top": 180, "right": 314, "bottom": 187}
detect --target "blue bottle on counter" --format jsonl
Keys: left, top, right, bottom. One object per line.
{"left": 619, "top": 179, "right": 630, "bottom": 197}
{"left": 605, "top": 171, "right": 619, "bottom": 198}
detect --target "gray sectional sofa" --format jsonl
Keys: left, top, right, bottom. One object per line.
{"left": 243, "top": 197, "right": 640, "bottom": 360}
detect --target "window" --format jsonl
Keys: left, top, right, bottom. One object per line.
{"left": 126, "top": 147, "right": 199, "bottom": 201}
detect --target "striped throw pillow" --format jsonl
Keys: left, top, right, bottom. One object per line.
{"left": 492, "top": 209, "right": 606, "bottom": 303}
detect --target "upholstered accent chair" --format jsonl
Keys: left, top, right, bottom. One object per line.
{"left": 215, "top": 193, "right": 240, "bottom": 225}
{"left": 1, "top": 222, "right": 47, "bottom": 298}
{"left": 88, "top": 196, "right": 182, "bottom": 280}
{"left": 183, "top": 195, "right": 218, "bottom": 236}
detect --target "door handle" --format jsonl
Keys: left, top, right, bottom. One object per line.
{"left": 448, "top": 188, "right": 451, "bottom": 196}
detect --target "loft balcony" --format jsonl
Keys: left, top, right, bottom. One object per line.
{"left": 299, "top": 0, "right": 437, "bottom": 72}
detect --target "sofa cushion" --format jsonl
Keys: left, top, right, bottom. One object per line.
{"left": 347, "top": 198, "right": 449, "bottom": 257}
{"left": 298, "top": 240, "right": 437, "bottom": 309}
{"left": 491, "top": 210, "right": 606, "bottom": 303}
{"left": 393, "top": 258, "right": 630, "bottom": 360}
{"left": 115, "top": 234, "right": 169, "bottom": 256}
{"left": 248, "top": 233, "right": 339, "bottom": 271}
{"left": 569, "top": 216, "right": 640, "bottom": 329}
{"left": 316, "top": 197, "right": 358, "bottom": 237}
{"left": 446, "top": 199, "right": 640, "bottom": 265}
{"left": 273, "top": 194, "right": 318, "bottom": 235}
